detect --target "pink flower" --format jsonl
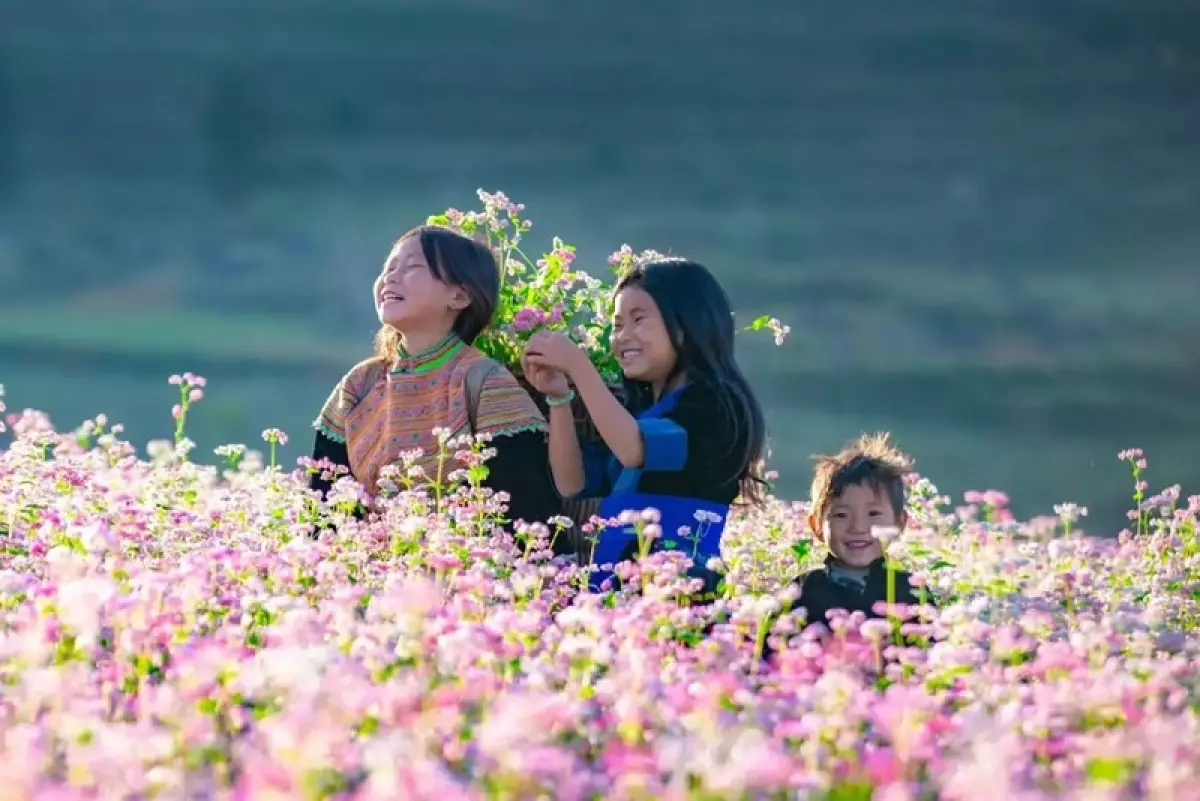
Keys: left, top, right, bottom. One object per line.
{"left": 262, "top": 428, "right": 289, "bottom": 446}
{"left": 512, "top": 306, "right": 547, "bottom": 332}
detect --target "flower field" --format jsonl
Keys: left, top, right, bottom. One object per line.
{"left": 0, "top": 377, "right": 1198, "bottom": 800}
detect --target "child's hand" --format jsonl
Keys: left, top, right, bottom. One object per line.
{"left": 520, "top": 351, "right": 571, "bottom": 399}
{"left": 524, "top": 330, "right": 588, "bottom": 377}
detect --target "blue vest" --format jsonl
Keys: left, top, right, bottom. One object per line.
{"left": 587, "top": 386, "right": 729, "bottom": 592}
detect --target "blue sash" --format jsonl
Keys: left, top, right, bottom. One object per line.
{"left": 585, "top": 386, "right": 730, "bottom": 591}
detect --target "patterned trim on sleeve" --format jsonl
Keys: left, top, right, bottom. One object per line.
{"left": 472, "top": 366, "right": 547, "bottom": 439}
{"left": 313, "top": 358, "right": 384, "bottom": 444}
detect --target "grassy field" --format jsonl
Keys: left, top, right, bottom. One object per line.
{"left": 0, "top": 307, "right": 361, "bottom": 366}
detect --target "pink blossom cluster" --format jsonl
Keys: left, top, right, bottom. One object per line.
{"left": 0, "top": 388, "right": 1197, "bottom": 799}
{"left": 512, "top": 303, "right": 566, "bottom": 333}
{"left": 428, "top": 191, "right": 789, "bottom": 382}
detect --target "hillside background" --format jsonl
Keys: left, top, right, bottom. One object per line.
{"left": 1, "top": 0, "right": 1198, "bottom": 532}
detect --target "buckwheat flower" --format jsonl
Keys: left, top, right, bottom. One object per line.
{"left": 145, "top": 439, "right": 175, "bottom": 460}
{"left": 57, "top": 576, "right": 116, "bottom": 647}
{"left": 512, "top": 306, "right": 546, "bottom": 332}
{"left": 215, "top": 443, "right": 247, "bottom": 459}
{"left": 765, "top": 317, "right": 791, "bottom": 346}
{"left": 326, "top": 476, "right": 369, "bottom": 508}
{"left": 608, "top": 244, "right": 634, "bottom": 265}
{"left": 776, "top": 582, "right": 799, "bottom": 605}
{"left": 617, "top": 509, "right": 640, "bottom": 525}
{"left": 261, "top": 428, "right": 288, "bottom": 446}
{"left": 79, "top": 522, "right": 117, "bottom": 556}
{"left": 873, "top": 525, "right": 902, "bottom": 546}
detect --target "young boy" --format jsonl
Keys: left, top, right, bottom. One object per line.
{"left": 791, "top": 432, "right": 926, "bottom": 630}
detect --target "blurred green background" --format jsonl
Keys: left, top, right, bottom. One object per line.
{"left": 1, "top": 0, "right": 1197, "bottom": 533}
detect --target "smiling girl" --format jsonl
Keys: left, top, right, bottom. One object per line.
{"left": 521, "top": 258, "right": 767, "bottom": 592}
{"left": 310, "top": 226, "right": 562, "bottom": 533}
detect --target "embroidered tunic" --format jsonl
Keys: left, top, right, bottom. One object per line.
{"left": 572, "top": 380, "right": 749, "bottom": 592}
{"left": 310, "top": 334, "right": 562, "bottom": 528}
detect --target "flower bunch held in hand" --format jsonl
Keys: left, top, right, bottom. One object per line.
{"left": 427, "top": 190, "right": 789, "bottom": 382}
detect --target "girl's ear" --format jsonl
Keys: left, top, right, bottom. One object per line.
{"left": 898, "top": 510, "right": 909, "bottom": 530}
{"left": 447, "top": 287, "right": 470, "bottom": 311}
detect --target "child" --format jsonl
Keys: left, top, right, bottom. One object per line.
{"left": 791, "top": 432, "right": 926, "bottom": 629}
{"left": 310, "top": 225, "right": 563, "bottom": 537}
{"left": 521, "top": 258, "right": 767, "bottom": 593}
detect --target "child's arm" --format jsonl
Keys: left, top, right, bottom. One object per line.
{"left": 545, "top": 403, "right": 587, "bottom": 496}
{"left": 521, "top": 353, "right": 600, "bottom": 498}
{"left": 545, "top": 399, "right": 616, "bottom": 500}
{"left": 526, "top": 332, "right": 688, "bottom": 473}
{"left": 310, "top": 359, "right": 375, "bottom": 499}
{"left": 309, "top": 369, "right": 370, "bottom": 535}
{"left": 569, "top": 361, "right": 646, "bottom": 469}
{"left": 523, "top": 332, "right": 644, "bottom": 471}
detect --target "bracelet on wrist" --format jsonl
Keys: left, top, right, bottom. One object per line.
{"left": 546, "top": 390, "right": 576, "bottom": 408}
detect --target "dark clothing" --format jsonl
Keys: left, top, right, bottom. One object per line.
{"left": 585, "top": 380, "right": 749, "bottom": 505}
{"left": 308, "top": 429, "right": 568, "bottom": 554}
{"left": 578, "top": 379, "right": 750, "bottom": 593}
{"left": 792, "top": 557, "right": 926, "bottom": 628}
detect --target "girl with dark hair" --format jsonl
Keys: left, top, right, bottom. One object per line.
{"left": 310, "top": 226, "right": 563, "bottom": 533}
{"left": 522, "top": 258, "right": 767, "bottom": 592}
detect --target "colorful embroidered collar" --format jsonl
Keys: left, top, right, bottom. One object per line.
{"left": 391, "top": 333, "right": 464, "bottom": 375}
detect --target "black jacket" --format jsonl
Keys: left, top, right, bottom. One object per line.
{"left": 792, "top": 556, "right": 926, "bottom": 629}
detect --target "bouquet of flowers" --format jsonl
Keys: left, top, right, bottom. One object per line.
{"left": 427, "top": 190, "right": 790, "bottom": 382}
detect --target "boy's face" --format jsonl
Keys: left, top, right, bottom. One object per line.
{"left": 808, "top": 482, "right": 905, "bottom": 568}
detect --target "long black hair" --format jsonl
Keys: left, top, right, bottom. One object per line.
{"left": 616, "top": 258, "right": 768, "bottom": 504}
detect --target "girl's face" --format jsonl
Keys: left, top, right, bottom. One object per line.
{"left": 375, "top": 237, "right": 467, "bottom": 333}
{"left": 612, "top": 285, "right": 677, "bottom": 386}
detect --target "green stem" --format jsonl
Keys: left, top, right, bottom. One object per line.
{"left": 887, "top": 560, "right": 901, "bottom": 648}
